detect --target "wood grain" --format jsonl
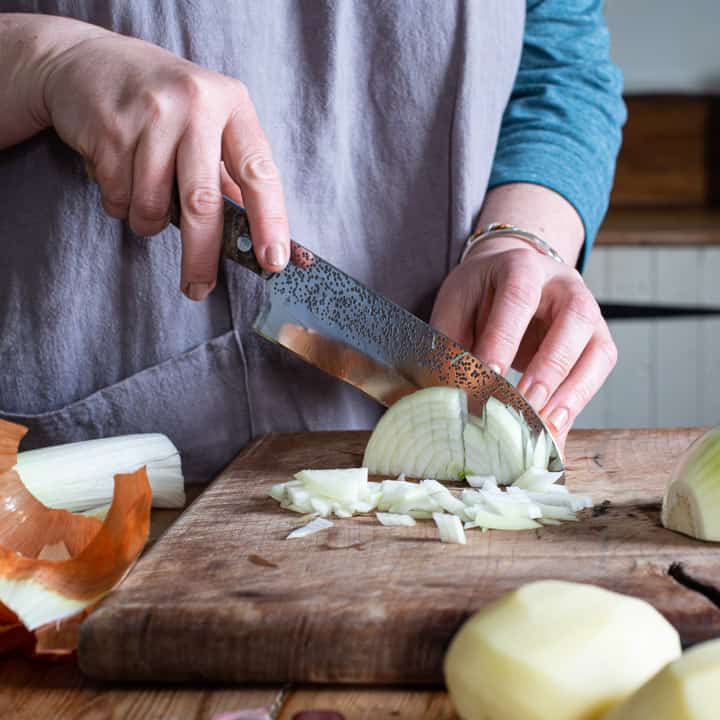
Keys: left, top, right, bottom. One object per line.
{"left": 0, "top": 651, "right": 281, "bottom": 720}
{"left": 278, "top": 688, "right": 457, "bottom": 720}
{"left": 78, "top": 428, "right": 720, "bottom": 685}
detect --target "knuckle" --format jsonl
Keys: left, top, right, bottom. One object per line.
{"left": 538, "top": 347, "right": 575, "bottom": 378}
{"left": 599, "top": 338, "right": 619, "bottom": 368}
{"left": 480, "top": 325, "right": 518, "bottom": 354}
{"left": 102, "top": 195, "right": 128, "bottom": 219}
{"left": 101, "top": 183, "right": 131, "bottom": 210}
{"left": 183, "top": 185, "right": 223, "bottom": 218}
{"left": 572, "top": 381, "right": 595, "bottom": 409}
{"left": 133, "top": 195, "right": 169, "bottom": 224}
{"left": 101, "top": 114, "right": 132, "bottom": 150}
{"left": 238, "top": 150, "right": 281, "bottom": 185}
{"left": 143, "top": 90, "right": 176, "bottom": 126}
{"left": 182, "top": 256, "right": 218, "bottom": 281}
{"left": 567, "top": 290, "right": 600, "bottom": 325}
{"left": 174, "top": 71, "right": 208, "bottom": 104}
{"left": 501, "top": 276, "right": 540, "bottom": 311}
{"left": 230, "top": 79, "right": 251, "bottom": 104}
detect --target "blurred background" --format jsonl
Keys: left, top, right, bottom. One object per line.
{"left": 574, "top": 0, "right": 720, "bottom": 428}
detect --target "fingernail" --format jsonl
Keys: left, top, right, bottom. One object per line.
{"left": 525, "top": 383, "right": 549, "bottom": 412}
{"left": 265, "top": 244, "right": 288, "bottom": 268}
{"left": 547, "top": 407, "right": 569, "bottom": 432}
{"left": 488, "top": 363, "right": 503, "bottom": 375}
{"left": 185, "top": 282, "right": 212, "bottom": 301}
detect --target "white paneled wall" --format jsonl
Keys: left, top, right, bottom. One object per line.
{"left": 577, "top": 247, "right": 720, "bottom": 429}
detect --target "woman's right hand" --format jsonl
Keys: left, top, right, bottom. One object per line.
{"left": 34, "top": 16, "right": 289, "bottom": 299}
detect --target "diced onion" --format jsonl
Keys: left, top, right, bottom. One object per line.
{"left": 286, "top": 517, "right": 333, "bottom": 539}
{"left": 433, "top": 512, "right": 467, "bottom": 544}
{"left": 376, "top": 512, "right": 416, "bottom": 527}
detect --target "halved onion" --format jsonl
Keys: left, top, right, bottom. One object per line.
{"left": 661, "top": 428, "right": 720, "bottom": 542}
{"left": 362, "top": 387, "right": 467, "bottom": 480}
{"left": 363, "top": 388, "right": 557, "bottom": 485}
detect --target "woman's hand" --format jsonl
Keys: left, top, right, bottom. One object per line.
{"left": 431, "top": 235, "right": 617, "bottom": 444}
{"left": 23, "top": 16, "right": 289, "bottom": 299}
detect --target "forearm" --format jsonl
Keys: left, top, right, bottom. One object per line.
{"left": 475, "top": 182, "right": 585, "bottom": 267}
{"left": 0, "top": 13, "right": 106, "bottom": 149}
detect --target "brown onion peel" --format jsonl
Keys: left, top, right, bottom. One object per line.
{"left": 0, "top": 419, "right": 152, "bottom": 655}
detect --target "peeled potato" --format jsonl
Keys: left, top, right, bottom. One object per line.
{"left": 444, "top": 580, "right": 681, "bottom": 720}
{"left": 604, "top": 638, "right": 720, "bottom": 720}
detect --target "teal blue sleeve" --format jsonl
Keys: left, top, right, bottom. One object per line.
{"left": 488, "top": 0, "right": 626, "bottom": 269}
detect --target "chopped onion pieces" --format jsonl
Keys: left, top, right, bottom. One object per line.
{"left": 376, "top": 512, "right": 416, "bottom": 527}
{"left": 286, "top": 517, "right": 333, "bottom": 539}
{"left": 433, "top": 512, "right": 467, "bottom": 544}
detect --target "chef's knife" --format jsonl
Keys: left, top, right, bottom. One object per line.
{"left": 170, "top": 196, "right": 563, "bottom": 470}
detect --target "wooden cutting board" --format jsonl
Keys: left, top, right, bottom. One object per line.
{"left": 78, "top": 428, "right": 720, "bottom": 684}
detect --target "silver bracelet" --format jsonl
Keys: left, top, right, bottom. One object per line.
{"left": 460, "top": 223, "right": 566, "bottom": 265}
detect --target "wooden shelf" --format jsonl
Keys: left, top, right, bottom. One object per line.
{"left": 597, "top": 208, "right": 720, "bottom": 246}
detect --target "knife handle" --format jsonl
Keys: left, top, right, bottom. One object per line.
{"left": 169, "top": 185, "right": 271, "bottom": 278}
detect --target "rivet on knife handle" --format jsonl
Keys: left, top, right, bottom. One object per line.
{"left": 169, "top": 186, "right": 271, "bottom": 279}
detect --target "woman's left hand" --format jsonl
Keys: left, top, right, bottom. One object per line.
{"left": 430, "top": 235, "right": 617, "bottom": 445}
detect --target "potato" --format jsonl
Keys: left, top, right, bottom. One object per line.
{"left": 444, "top": 580, "right": 681, "bottom": 720}
{"left": 604, "top": 638, "right": 720, "bottom": 720}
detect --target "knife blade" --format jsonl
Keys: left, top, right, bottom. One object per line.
{"left": 171, "top": 195, "right": 563, "bottom": 470}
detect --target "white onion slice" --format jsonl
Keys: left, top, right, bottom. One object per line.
{"left": 286, "top": 517, "right": 334, "bottom": 539}
{"left": 464, "top": 506, "right": 541, "bottom": 531}
{"left": 433, "top": 512, "right": 467, "bottom": 544}
{"left": 294, "top": 468, "right": 368, "bottom": 503}
{"left": 513, "top": 468, "right": 565, "bottom": 492}
{"left": 362, "top": 387, "right": 467, "bottom": 480}
{"left": 466, "top": 475, "right": 497, "bottom": 489}
{"left": 376, "top": 512, "right": 417, "bottom": 527}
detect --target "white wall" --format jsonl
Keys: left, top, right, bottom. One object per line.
{"left": 577, "top": 247, "right": 720, "bottom": 429}
{"left": 605, "top": 0, "right": 720, "bottom": 94}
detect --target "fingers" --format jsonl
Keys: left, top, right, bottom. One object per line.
{"left": 472, "top": 259, "right": 542, "bottom": 375}
{"left": 220, "top": 161, "right": 244, "bottom": 206}
{"left": 540, "top": 328, "right": 618, "bottom": 437}
{"left": 429, "top": 274, "right": 477, "bottom": 350}
{"left": 222, "top": 98, "right": 290, "bottom": 272}
{"left": 175, "top": 122, "right": 224, "bottom": 300}
{"left": 128, "top": 105, "right": 185, "bottom": 238}
{"left": 92, "top": 143, "right": 134, "bottom": 221}
{"left": 517, "top": 280, "right": 599, "bottom": 413}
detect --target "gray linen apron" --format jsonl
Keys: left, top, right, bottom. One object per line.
{"left": 0, "top": 1, "right": 525, "bottom": 483}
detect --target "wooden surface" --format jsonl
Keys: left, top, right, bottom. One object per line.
{"left": 0, "top": 658, "right": 457, "bottom": 720}
{"left": 596, "top": 208, "right": 720, "bottom": 246}
{"left": 0, "top": 503, "right": 458, "bottom": 719}
{"left": 77, "top": 428, "right": 720, "bottom": 685}
{"left": 610, "top": 96, "right": 719, "bottom": 208}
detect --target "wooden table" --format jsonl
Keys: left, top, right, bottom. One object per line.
{"left": 0, "top": 493, "right": 458, "bottom": 720}
{"left": 2, "top": 426, "right": 712, "bottom": 718}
